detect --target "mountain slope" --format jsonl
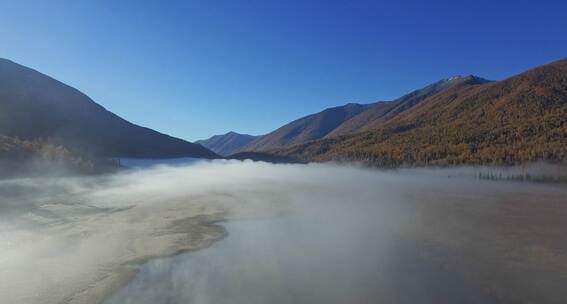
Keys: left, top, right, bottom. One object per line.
{"left": 241, "top": 102, "right": 371, "bottom": 152}
{"left": 0, "top": 134, "right": 117, "bottom": 177}
{"left": 274, "top": 59, "right": 567, "bottom": 166}
{"left": 196, "top": 132, "right": 258, "bottom": 156}
{"left": 234, "top": 76, "right": 489, "bottom": 155}
{"left": 327, "top": 75, "right": 490, "bottom": 138}
{"left": 0, "top": 59, "right": 218, "bottom": 159}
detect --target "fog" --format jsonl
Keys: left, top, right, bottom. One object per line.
{"left": 1, "top": 160, "right": 567, "bottom": 304}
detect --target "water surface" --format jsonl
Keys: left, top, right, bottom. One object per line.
{"left": 104, "top": 190, "right": 510, "bottom": 304}
{"left": 99, "top": 164, "right": 567, "bottom": 304}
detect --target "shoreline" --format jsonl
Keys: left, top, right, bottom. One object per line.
{"left": 0, "top": 194, "right": 231, "bottom": 304}
{"left": 71, "top": 215, "right": 229, "bottom": 304}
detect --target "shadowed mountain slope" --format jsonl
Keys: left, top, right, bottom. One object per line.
{"left": 274, "top": 59, "right": 567, "bottom": 166}
{"left": 0, "top": 59, "right": 218, "bottom": 159}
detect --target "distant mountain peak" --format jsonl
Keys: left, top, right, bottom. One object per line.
{"left": 446, "top": 75, "right": 463, "bottom": 81}
{"left": 196, "top": 132, "right": 258, "bottom": 156}
{"left": 444, "top": 74, "right": 490, "bottom": 84}
{"left": 344, "top": 102, "right": 364, "bottom": 106}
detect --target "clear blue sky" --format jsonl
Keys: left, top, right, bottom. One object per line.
{"left": 1, "top": 0, "right": 566, "bottom": 141}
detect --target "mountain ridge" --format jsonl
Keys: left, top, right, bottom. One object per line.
{"left": 327, "top": 75, "right": 491, "bottom": 137}
{"left": 229, "top": 74, "right": 491, "bottom": 157}
{"left": 196, "top": 132, "right": 258, "bottom": 156}
{"left": 0, "top": 58, "right": 219, "bottom": 159}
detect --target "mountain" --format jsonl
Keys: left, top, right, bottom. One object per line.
{"left": 235, "top": 76, "right": 489, "bottom": 155}
{"left": 240, "top": 102, "right": 371, "bottom": 152}
{"left": 0, "top": 59, "right": 218, "bottom": 159}
{"left": 327, "top": 75, "right": 490, "bottom": 137}
{"left": 273, "top": 59, "right": 567, "bottom": 166}
{"left": 195, "top": 132, "right": 258, "bottom": 156}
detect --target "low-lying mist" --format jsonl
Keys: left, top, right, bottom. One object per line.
{"left": 1, "top": 160, "right": 566, "bottom": 304}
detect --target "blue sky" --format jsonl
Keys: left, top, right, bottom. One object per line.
{"left": 1, "top": 0, "right": 566, "bottom": 141}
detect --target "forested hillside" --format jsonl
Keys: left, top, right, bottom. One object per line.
{"left": 0, "top": 135, "right": 117, "bottom": 177}
{"left": 274, "top": 59, "right": 567, "bottom": 166}
{"left": 326, "top": 75, "right": 490, "bottom": 137}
